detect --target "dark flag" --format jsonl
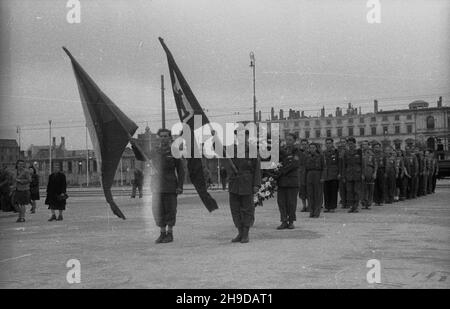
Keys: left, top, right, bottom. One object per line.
{"left": 158, "top": 37, "right": 218, "bottom": 212}
{"left": 62, "top": 47, "right": 138, "bottom": 220}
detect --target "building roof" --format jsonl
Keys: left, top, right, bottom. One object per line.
{"left": 0, "top": 139, "right": 18, "bottom": 148}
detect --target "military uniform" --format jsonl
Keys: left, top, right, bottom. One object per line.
{"left": 323, "top": 147, "right": 339, "bottom": 211}
{"left": 427, "top": 156, "right": 435, "bottom": 194}
{"left": 423, "top": 156, "right": 430, "bottom": 195}
{"left": 373, "top": 150, "right": 385, "bottom": 205}
{"left": 305, "top": 151, "right": 324, "bottom": 218}
{"left": 361, "top": 149, "right": 377, "bottom": 208}
{"left": 150, "top": 145, "right": 185, "bottom": 228}
{"left": 431, "top": 157, "right": 438, "bottom": 193}
{"left": 395, "top": 154, "right": 405, "bottom": 201}
{"left": 228, "top": 151, "right": 261, "bottom": 242}
{"left": 343, "top": 148, "right": 363, "bottom": 212}
{"left": 297, "top": 149, "right": 308, "bottom": 206}
{"left": 403, "top": 153, "right": 418, "bottom": 199}
{"left": 277, "top": 145, "right": 300, "bottom": 226}
{"left": 338, "top": 145, "right": 348, "bottom": 208}
{"left": 416, "top": 153, "right": 425, "bottom": 197}
{"left": 384, "top": 153, "right": 397, "bottom": 204}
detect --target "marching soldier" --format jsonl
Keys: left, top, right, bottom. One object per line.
{"left": 323, "top": 138, "right": 339, "bottom": 213}
{"left": 150, "top": 128, "right": 185, "bottom": 244}
{"left": 228, "top": 131, "right": 261, "bottom": 243}
{"left": 373, "top": 142, "right": 385, "bottom": 205}
{"left": 305, "top": 143, "right": 324, "bottom": 218}
{"left": 337, "top": 138, "right": 348, "bottom": 208}
{"left": 361, "top": 140, "right": 377, "bottom": 209}
{"left": 384, "top": 146, "right": 397, "bottom": 204}
{"left": 276, "top": 133, "right": 300, "bottom": 229}
{"left": 403, "top": 145, "right": 418, "bottom": 199}
{"left": 298, "top": 139, "right": 309, "bottom": 212}
{"left": 343, "top": 137, "right": 363, "bottom": 213}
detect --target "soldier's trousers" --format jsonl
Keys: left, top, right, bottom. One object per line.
{"left": 422, "top": 175, "right": 428, "bottom": 195}
{"left": 346, "top": 180, "right": 361, "bottom": 210}
{"left": 411, "top": 176, "right": 418, "bottom": 198}
{"left": 361, "top": 169, "right": 375, "bottom": 207}
{"left": 152, "top": 193, "right": 177, "bottom": 227}
{"left": 277, "top": 187, "right": 299, "bottom": 223}
{"left": 339, "top": 179, "right": 347, "bottom": 207}
{"left": 418, "top": 175, "right": 424, "bottom": 196}
{"left": 374, "top": 169, "right": 385, "bottom": 204}
{"left": 323, "top": 180, "right": 338, "bottom": 210}
{"left": 384, "top": 172, "right": 396, "bottom": 203}
{"left": 402, "top": 176, "right": 412, "bottom": 199}
{"left": 306, "top": 171, "right": 323, "bottom": 217}
{"left": 427, "top": 174, "right": 434, "bottom": 194}
{"left": 131, "top": 182, "right": 143, "bottom": 198}
{"left": 397, "top": 176, "right": 406, "bottom": 201}
{"left": 432, "top": 175, "right": 437, "bottom": 193}
{"left": 229, "top": 193, "right": 255, "bottom": 228}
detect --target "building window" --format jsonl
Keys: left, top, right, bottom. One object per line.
{"left": 337, "top": 128, "right": 342, "bottom": 137}
{"left": 426, "top": 116, "right": 435, "bottom": 129}
{"left": 371, "top": 127, "right": 377, "bottom": 136}
{"left": 305, "top": 121, "right": 310, "bottom": 126}
{"left": 305, "top": 131, "right": 310, "bottom": 139}
{"left": 315, "top": 120, "right": 320, "bottom": 126}
{"left": 360, "top": 127, "right": 365, "bottom": 136}
{"left": 371, "top": 117, "right": 376, "bottom": 122}
{"left": 383, "top": 126, "right": 388, "bottom": 135}
{"left": 395, "top": 126, "right": 400, "bottom": 134}
{"left": 284, "top": 122, "right": 289, "bottom": 128}
{"left": 348, "top": 118, "right": 353, "bottom": 124}
{"left": 68, "top": 161, "right": 72, "bottom": 173}
{"left": 407, "top": 125, "right": 413, "bottom": 134}
{"left": 326, "top": 119, "right": 331, "bottom": 125}
{"left": 407, "top": 114, "right": 412, "bottom": 120}
{"left": 337, "top": 119, "right": 342, "bottom": 125}
{"left": 359, "top": 117, "right": 364, "bottom": 123}
{"left": 382, "top": 116, "right": 388, "bottom": 121}
{"left": 326, "top": 129, "right": 331, "bottom": 137}
{"left": 395, "top": 115, "right": 400, "bottom": 121}
{"left": 348, "top": 127, "right": 354, "bottom": 136}
{"left": 294, "top": 121, "right": 299, "bottom": 127}
{"left": 315, "top": 130, "right": 321, "bottom": 138}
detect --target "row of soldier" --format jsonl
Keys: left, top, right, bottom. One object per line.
{"left": 276, "top": 133, "right": 439, "bottom": 230}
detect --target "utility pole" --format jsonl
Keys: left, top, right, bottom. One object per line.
{"left": 161, "top": 75, "right": 166, "bottom": 129}
{"left": 86, "top": 124, "right": 89, "bottom": 187}
{"left": 49, "top": 120, "right": 52, "bottom": 176}
{"left": 250, "top": 52, "right": 256, "bottom": 123}
{"left": 16, "top": 126, "right": 21, "bottom": 159}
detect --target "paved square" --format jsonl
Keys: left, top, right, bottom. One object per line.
{"left": 0, "top": 184, "right": 449, "bottom": 288}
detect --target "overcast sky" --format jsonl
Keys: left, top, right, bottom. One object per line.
{"left": 0, "top": 0, "right": 449, "bottom": 150}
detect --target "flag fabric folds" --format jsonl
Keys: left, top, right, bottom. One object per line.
{"left": 158, "top": 37, "right": 218, "bottom": 212}
{"left": 63, "top": 47, "right": 137, "bottom": 220}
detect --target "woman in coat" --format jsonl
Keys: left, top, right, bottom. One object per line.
{"left": 29, "top": 166, "right": 40, "bottom": 213}
{"left": 45, "top": 163, "right": 67, "bottom": 221}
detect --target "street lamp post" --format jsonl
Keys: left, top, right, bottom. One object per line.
{"left": 250, "top": 52, "right": 256, "bottom": 123}
{"left": 49, "top": 120, "right": 52, "bottom": 176}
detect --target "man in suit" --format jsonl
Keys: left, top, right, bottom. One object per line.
{"left": 150, "top": 128, "right": 185, "bottom": 244}
{"left": 276, "top": 133, "right": 300, "bottom": 229}
{"left": 228, "top": 130, "right": 261, "bottom": 243}
{"left": 131, "top": 167, "right": 144, "bottom": 198}
{"left": 323, "top": 138, "right": 339, "bottom": 213}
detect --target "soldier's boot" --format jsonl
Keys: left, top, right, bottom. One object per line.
{"left": 155, "top": 231, "right": 166, "bottom": 244}
{"left": 287, "top": 222, "right": 295, "bottom": 229}
{"left": 162, "top": 231, "right": 173, "bottom": 243}
{"left": 48, "top": 214, "right": 57, "bottom": 222}
{"left": 231, "top": 227, "right": 243, "bottom": 243}
{"left": 276, "top": 222, "right": 288, "bottom": 230}
{"left": 240, "top": 227, "right": 249, "bottom": 243}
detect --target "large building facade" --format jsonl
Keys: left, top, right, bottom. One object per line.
{"left": 262, "top": 98, "right": 449, "bottom": 154}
